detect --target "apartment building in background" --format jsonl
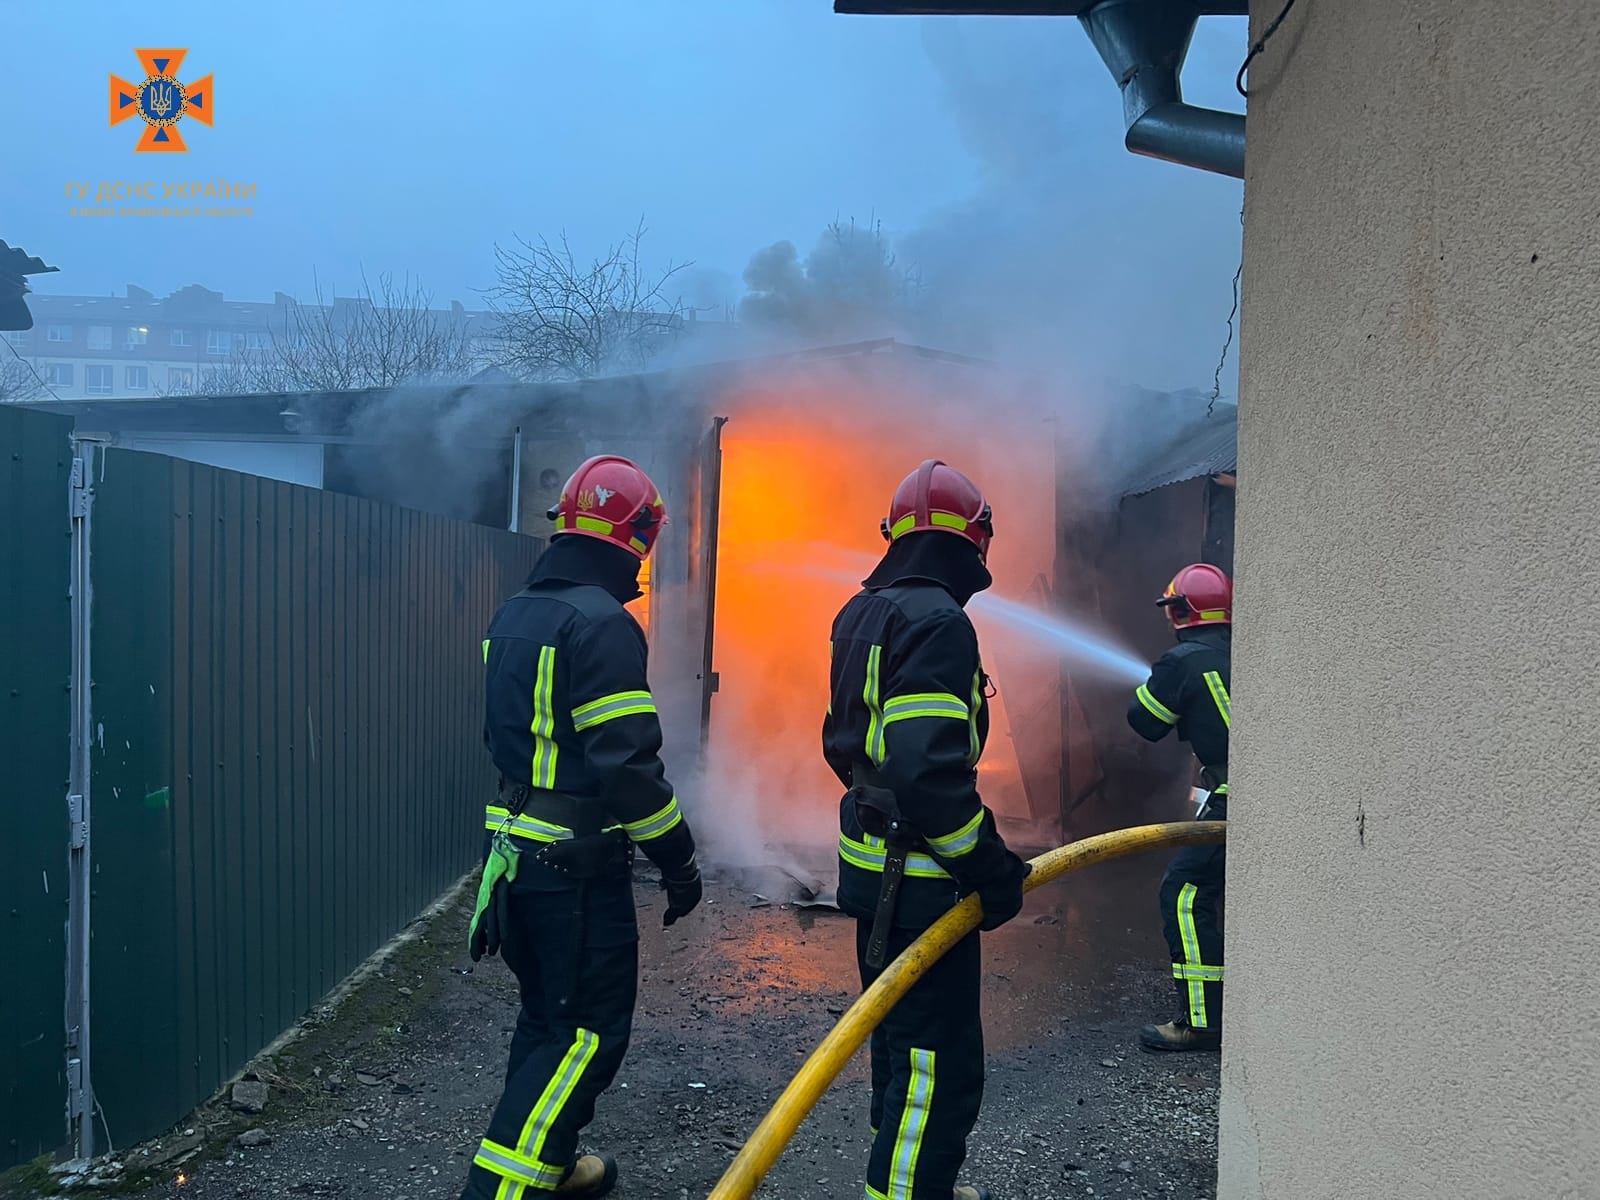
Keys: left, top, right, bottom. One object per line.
{"left": 3, "top": 283, "right": 496, "bottom": 400}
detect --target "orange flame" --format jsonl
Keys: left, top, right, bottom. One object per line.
{"left": 699, "top": 368, "right": 1060, "bottom": 866}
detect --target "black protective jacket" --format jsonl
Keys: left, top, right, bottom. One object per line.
{"left": 1127, "top": 624, "right": 1232, "bottom": 782}
{"left": 481, "top": 539, "right": 696, "bottom": 879}
{"left": 823, "top": 536, "right": 1025, "bottom": 927}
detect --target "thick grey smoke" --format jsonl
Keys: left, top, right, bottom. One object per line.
{"left": 728, "top": 18, "right": 1246, "bottom": 396}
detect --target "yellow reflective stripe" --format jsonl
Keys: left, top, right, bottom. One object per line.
{"left": 838, "top": 834, "right": 950, "bottom": 880}
{"left": 1204, "top": 670, "right": 1232, "bottom": 728}
{"left": 925, "top": 809, "right": 984, "bottom": 859}
{"left": 888, "top": 1048, "right": 935, "bottom": 1197}
{"left": 1136, "top": 684, "right": 1179, "bottom": 725}
{"left": 515, "top": 1027, "right": 600, "bottom": 1171}
{"left": 881, "top": 692, "right": 969, "bottom": 725}
{"left": 482, "top": 638, "right": 491, "bottom": 664}
{"left": 572, "top": 689, "right": 656, "bottom": 731}
{"left": 967, "top": 667, "right": 983, "bottom": 765}
{"left": 1173, "top": 963, "right": 1225, "bottom": 982}
{"left": 621, "top": 796, "right": 683, "bottom": 842}
{"left": 864, "top": 644, "right": 885, "bottom": 766}
{"left": 866, "top": 1188, "right": 889, "bottom": 1200}
{"left": 888, "top": 512, "right": 968, "bottom": 540}
{"left": 484, "top": 805, "right": 572, "bottom": 844}
{"left": 1197, "top": 609, "right": 1229, "bottom": 621}
{"left": 530, "top": 645, "right": 558, "bottom": 789}
{"left": 473, "top": 1138, "right": 566, "bottom": 1190}
{"left": 1177, "top": 882, "right": 1208, "bottom": 1027}
{"left": 1213, "top": 782, "right": 1229, "bottom": 796}
{"left": 573, "top": 515, "right": 613, "bottom": 534}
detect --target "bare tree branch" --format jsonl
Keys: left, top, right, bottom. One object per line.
{"left": 163, "top": 270, "right": 481, "bottom": 396}
{"left": 486, "top": 218, "right": 693, "bottom": 381}
{"left": 0, "top": 356, "right": 46, "bottom": 403}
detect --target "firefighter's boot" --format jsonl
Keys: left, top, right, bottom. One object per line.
{"left": 553, "top": 1152, "right": 618, "bottom": 1197}
{"left": 954, "top": 1185, "right": 994, "bottom": 1200}
{"left": 1139, "top": 1019, "right": 1221, "bottom": 1052}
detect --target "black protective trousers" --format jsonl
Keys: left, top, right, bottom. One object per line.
{"left": 1158, "top": 820, "right": 1226, "bottom": 1030}
{"left": 462, "top": 877, "right": 638, "bottom": 1199}
{"left": 857, "top": 920, "right": 984, "bottom": 1200}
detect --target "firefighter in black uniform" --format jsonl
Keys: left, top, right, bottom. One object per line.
{"left": 823, "top": 459, "right": 1029, "bottom": 1200}
{"left": 1127, "top": 562, "right": 1233, "bottom": 1052}
{"left": 462, "top": 455, "right": 702, "bottom": 1200}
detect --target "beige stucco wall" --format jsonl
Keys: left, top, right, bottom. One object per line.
{"left": 1222, "top": 3, "right": 1600, "bottom": 1197}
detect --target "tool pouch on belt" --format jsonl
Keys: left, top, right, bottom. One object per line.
{"left": 850, "top": 779, "right": 920, "bottom": 970}
{"left": 534, "top": 831, "right": 634, "bottom": 881}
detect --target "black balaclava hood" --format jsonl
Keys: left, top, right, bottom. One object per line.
{"left": 862, "top": 530, "right": 993, "bottom": 607}
{"left": 524, "top": 535, "right": 643, "bottom": 605}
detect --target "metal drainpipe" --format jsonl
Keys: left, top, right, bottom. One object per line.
{"left": 1079, "top": 0, "right": 1247, "bottom": 179}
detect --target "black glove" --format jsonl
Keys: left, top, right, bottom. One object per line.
{"left": 468, "top": 837, "right": 520, "bottom": 961}
{"left": 661, "top": 864, "right": 703, "bottom": 927}
{"left": 976, "top": 857, "right": 1031, "bottom": 932}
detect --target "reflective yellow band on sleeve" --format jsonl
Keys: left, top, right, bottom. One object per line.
{"left": 571, "top": 689, "right": 656, "bottom": 731}
{"left": 1136, "top": 684, "right": 1180, "bottom": 725}
{"left": 924, "top": 809, "right": 985, "bottom": 859}
{"left": 620, "top": 796, "right": 683, "bottom": 842}
{"left": 1173, "top": 962, "right": 1225, "bottom": 982}
{"left": 882, "top": 692, "right": 969, "bottom": 725}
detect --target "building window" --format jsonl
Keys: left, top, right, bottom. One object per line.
{"left": 87, "top": 325, "right": 112, "bottom": 350}
{"left": 46, "top": 324, "right": 71, "bottom": 343}
{"left": 46, "top": 364, "right": 74, "bottom": 387}
{"left": 244, "top": 330, "right": 271, "bottom": 351}
{"left": 125, "top": 365, "right": 149, "bottom": 391}
{"left": 85, "top": 365, "right": 113, "bottom": 396}
{"left": 2, "top": 330, "right": 27, "bottom": 349}
{"left": 170, "top": 328, "right": 193, "bottom": 347}
{"left": 168, "top": 367, "right": 194, "bottom": 390}
{"left": 126, "top": 326, "right": 149, "bottom": 349}
{"left": 206, "top": 330, "right": 231, "bottom": 355}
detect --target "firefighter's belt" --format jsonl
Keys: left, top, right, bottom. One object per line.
{"left": 496, "top": 779, "right": 609, "bottom": 837}
{"left": 849, "top": 766, "right": 926, "bottom": 970}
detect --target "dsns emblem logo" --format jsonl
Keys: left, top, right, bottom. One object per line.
{"left": 109, "top": 49, "right": 214, "bottom": 152}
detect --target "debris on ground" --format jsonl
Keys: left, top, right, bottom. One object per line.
{"left": 5, "top": 857, "right": 1217, "bottom": 1199}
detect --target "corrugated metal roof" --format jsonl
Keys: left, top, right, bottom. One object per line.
{"left": 1116, "top": 402, "right": 1237, "bottom": 497}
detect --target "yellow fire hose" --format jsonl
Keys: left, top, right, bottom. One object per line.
{"left": 706, "top": 820, "right": 1227, "bottom": 1200}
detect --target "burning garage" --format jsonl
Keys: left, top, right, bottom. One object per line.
{"left": 30, "top": 340, "right": 1235, "bottom": 880}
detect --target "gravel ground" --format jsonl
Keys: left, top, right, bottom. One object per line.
{"left": 14, "top": 854, "right": 1218, "bottom": 1200}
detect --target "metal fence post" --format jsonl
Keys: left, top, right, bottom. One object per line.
{"left": 65, "top": 438, "right": 97, "bottom": 1162}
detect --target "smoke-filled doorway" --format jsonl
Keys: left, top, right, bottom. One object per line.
{"left": 695, "top": 362, "right": 1064, "bottom": 881}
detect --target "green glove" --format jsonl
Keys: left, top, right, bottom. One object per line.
{"left": 468, "top": 833, "right": 521, "bottom": 961}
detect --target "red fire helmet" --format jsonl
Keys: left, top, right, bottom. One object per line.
{"left": 1157, "top": 563, "right": 1233, "bottom": 629}
{"left": 880, "top": 459, "right": 994, "bottom": 561}
{"left": 547, "top": 455, "right": 667, "bottom": 560}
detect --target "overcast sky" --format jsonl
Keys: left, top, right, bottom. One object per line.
{"left": 2, "top": 2, "right": 1247, "bottom": 393}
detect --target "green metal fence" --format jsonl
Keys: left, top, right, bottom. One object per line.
{"left": 0, "top": 408, "right": 74, "bottom": 1171}
{"left": 3, "top": 423, "right": 542, "bottom": 1166}
{"left": 86, "top": 448, "right": 540, "bottom": 1150}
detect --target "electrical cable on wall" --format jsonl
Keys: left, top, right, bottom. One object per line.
{"left": 1209, "top": 206, "right": 1244, "bottom": 419}
{"left": 1237, "top": 0, "right": 1300, "bottom": 98}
